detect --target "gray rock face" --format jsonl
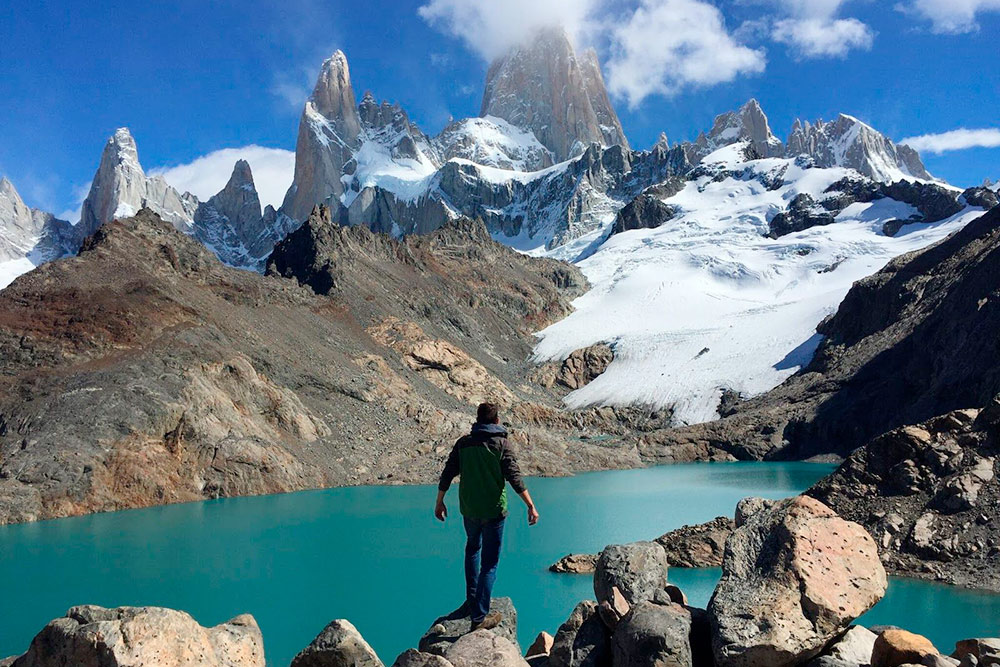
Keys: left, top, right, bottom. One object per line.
{"left": 593, "top": 541, "right": 669, "bottom": 606}
{"left": 0, "top": 177, "right": 74, "bottom": 266}
{"left": 549, "top": 601, "right": 611, "bottom": 667}
{"left": 480, "top": 27, "right": 629, "bottom": 162}
{"left": 193, "top": 160, "right": 299, "bottom": 269}
{"left": 392, "top": 650, "right": 454, "bottom": 667}
{"left": 419, "top": 599, "right": 518, "bottom": 656}
{"left": 443, "top": 631, "right": 528, "bottom": 667}
{"left": 805, "top": 626, "right": 878, "bottom": 667}
{"left": 291, "top": 619, "right": 383, "bottom": 667}
{"left": 6, "top": 605, "right": 264, "bottom": 667}
{"left": 687, "top": 100, "right": 784, "bottom": 163}
{"left": 78, "top": 128, "right": 197, "bottom": 242}
{"left": 282, "top": 51, "right": 362, "bottom": 222}
{"left": 708, "top": 495, "right": 886, "bottom": 667}
{"left": 786, "top": 114, "right": 932, "bottom": 182}
{"left": 611, "top": 192, "right": 679, "bottom": 236}
{"left": 767, "top": 193, "right": 836, "bottom": 238}
{"left": 808, "top": 405, "right": 1000, "bottom": 590}
{"left": 962, "top": 186, "right": 1000, "bottom": 210}
{"left": 434, "top": 116, "right": 552, "bottom": 172}
{"left": 612, "top": 602, "right": 693, "bottom": 667}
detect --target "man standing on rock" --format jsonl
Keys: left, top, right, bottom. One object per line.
{"left": 436, "top": 402, "right": 539, "bottom": 631}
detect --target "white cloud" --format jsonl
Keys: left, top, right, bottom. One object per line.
{"left": 58, "top": 181, "right": 91, "bottom": 223}
{"left": 417, "top": 0, "right": 601, "bottom": 61}
{"left": 901, "top": 128, "right": 1000, "bottom": 154}
{"left": 767, "top": 0, "right": 873, "bottom": 58}
{"left": 150, "top": 146, "right": 295, "bottom": 210}
{"left": 605, "top": 0, "right": 766, "bottom": 108}
{"left": 897, "top": 0, "right": 1000, "bottom": 33}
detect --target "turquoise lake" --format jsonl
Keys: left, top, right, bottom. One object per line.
{"left": 1, "top": 462, "right": 998, "bottom": 665}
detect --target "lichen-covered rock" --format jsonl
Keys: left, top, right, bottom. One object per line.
{"left": 7, "top": 605, "right": 264, "bottom": 667}
{"left": 391, "top": 650, "right": 454, "bottom": 667}
{"left": 872, "top": 629, "right": 939, "bottom": 667}
{"left": 612, "top": 602, "right": 693, "bottom": 667}
{"left": 593, "top": 542, "right": 669, "bottom": 606}
{"left": 444, "top": 631, "right": 528, "bottom": 667}
{"left": 291, "top": 619, "right": 383, "bottom": 667}
{"left": 549, "top": 601, "right": 611, "bottom": 667}
{"left": 419, "top": 599, "right": 518, "bottom": 656}
{"left": 709, "top": 496, "right": 887, "bottom": 667}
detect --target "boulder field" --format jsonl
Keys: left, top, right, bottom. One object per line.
{"left": 5, "top": 496, "right": 993, "bottom": 667}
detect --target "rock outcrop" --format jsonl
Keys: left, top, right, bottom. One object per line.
{"left": 687, "top": 99, "right": 784, "bottom": 163}
{"left": 808, "top": 402, "right": 1000, "bottom": 590}
{"left": 549, "top": 601, "right": 611, "bottom": 667}
{"left": 708, "top": 495, "right": 887, "bottom": 667}
{"left": 444, "top": 631, "right": 528, "bottom": 667}
{"left": 655, "top": 517, "right": 734, "bottom": 568}
{"left": 480, "top": 27, "right": 629, "bottom": 162}
{"left": 4, "top": 605, "right": 264, "bottom": 667}
{"left": 291, "top": 619, "right": 384, "bottom": 667}
{"left": 281, "top": 51, "right": 361, "bottom": 222}
{"left": 611, "top": 601, "right": 696, "bottom": 667}
{"left": 550, "top": 553, "right": 598, "bottom": 574}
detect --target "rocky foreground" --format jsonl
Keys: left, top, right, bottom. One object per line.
{"left": 5, "top": 495, "right": 996, "bottom": 667}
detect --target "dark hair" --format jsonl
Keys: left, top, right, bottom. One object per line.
{"left": 477, "top": 402, "right": 499, "bottom": 424}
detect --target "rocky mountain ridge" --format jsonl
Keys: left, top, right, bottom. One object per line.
{"left": 0, "top": 207, "right": 666, "bottom": 526}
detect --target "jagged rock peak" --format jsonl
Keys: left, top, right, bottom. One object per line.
{"left": 480, "top": 26, "right": 629, "bottom": 162}
{"left": 310, "top": 50, "right": 361, "bottom": 143}
{"left": 787, "top": 113, "right": 933, "bottom": 182}
{"left": 699, "top": 98, "right": 783, "bottom": 159}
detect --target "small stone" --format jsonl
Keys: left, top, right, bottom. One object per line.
{"left": 525, "top": 632, "right": 554, "bottom": 659}
{"left": 872, "top": 629, "right": 939, "bottom": 667}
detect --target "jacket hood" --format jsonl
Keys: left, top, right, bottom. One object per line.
{"left": 471, "top": 422, "right": 507, "bottom": 437}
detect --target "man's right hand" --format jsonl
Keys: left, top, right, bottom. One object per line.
{"left": 527, "top": 505, "right": 539, "bottom": 526}
{"left": 435, "top": 500, "right": 448, "bottom": 522}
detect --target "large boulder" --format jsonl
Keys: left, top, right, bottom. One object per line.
{"left": 708, "top": 496, "right": 887, "bottom": 667}
{"left": 871, "top": 629, "right": 939, "bottom": 667}
{"left": 391, "top": 650, "right": 454, "bottom": 667}
{"left": 806, "top": 626, "right": 878, "bottom": 667}
{"left": 420, "top": 599, "right": 518, "bottom": 656}
{"left": 549, "top": 601, "right": 611, "bottom": 667}
{"left": 444, "top": 631, "right": 528, "bottom": 667}
{"left": 611, "top": 601, "right": 693, "bottom": 667}
{"left": 7, "top": 605, "right": 264, "bottom": 667}
{"left": 291, "top": 619, "right": 383, "bottom": 667}
{"left": 594, "top": 542, "right": 669, "bottom": 606}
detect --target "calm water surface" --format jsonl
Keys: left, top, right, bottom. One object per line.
{"left": 1, "top": 462, "right": 997, "bottom": 665}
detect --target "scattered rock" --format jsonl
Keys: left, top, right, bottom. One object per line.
{"left": 655, "top": 517, "right": 734, "bottom": 567}
{"left": 549, "top": 601, "right": 611, "bottom": 667}
{"left": 953, "top": 638, "right": 1000, "bottom": 666}
{"left": 526, "top": 632, "right": 555, "bottom": 659}
{"left": 872, "top": 629, "right": 939, "bottom": 667}
{"left": 550, "top": 554, "right": 598, "bottom": 574}
{"left": 709, "top": 496, "right": 887, "bottom": 667}
{"left": 391, "top": 650, "right": 454, "bottom": 667}
{"left": 291, "top": 619, "right": 383, "bottom": 667}
{"left": 594, "top": 542, "right": 669, "bottom": 606}
{"left": 612, "top": 601, "right": 693, "bottom": 667}
{"left": 6, "top": 605, "right": 264, "bottom": 667}
{"left": 806, "top": 626, "right": 878, "bottom": 667}
{"left": 444, "top": 630, "right": 528, "bottom": 667}
{"left": 419, "top": 599, "right": 518, "bottom": 656}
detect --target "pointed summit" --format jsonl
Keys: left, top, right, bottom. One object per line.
{"left": 0, "top": 175, "right": 74, "bottom": 272}
{"left": 480, "top": 26, "right": 629, "bottom": 162}
{"left": 281, "top": 50, "right": 362, "bottom": 222}
{"left": 78, "top": 128, "right": 196, "bottom": 242}
{"left": 310, "top": 50, "right": 361, "bottom": 145}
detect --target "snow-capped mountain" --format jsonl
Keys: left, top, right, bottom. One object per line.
{"left": 686, "top": 99, "right": 784, "bottom": 162}
{"left": 0, "top": 178, "right": 74, "bottom": 287}
{"left": 532, "top": 142, "right": 988, "bottom": 425}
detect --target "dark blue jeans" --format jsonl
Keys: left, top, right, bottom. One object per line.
{"left": 463, "top": 516, "right": 505, "bottom": 623}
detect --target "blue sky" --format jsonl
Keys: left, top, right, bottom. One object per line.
{"left": 1, "top": 0, "right": 998, "bottom": 218}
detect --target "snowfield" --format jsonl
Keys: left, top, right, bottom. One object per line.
{"left": 532, "top": 147, "right": 985, "bottom": 425}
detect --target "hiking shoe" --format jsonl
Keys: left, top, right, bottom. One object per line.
{"left": 472, "top": 612, "right": 502, "bottom": 631}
